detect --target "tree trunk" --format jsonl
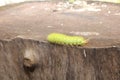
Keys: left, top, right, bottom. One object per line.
{"left": 0, "top": 38, "right": 119, "bottom": 80}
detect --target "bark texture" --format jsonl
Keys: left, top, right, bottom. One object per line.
{"left": 0, "top": 38, "right": 120, "bottom": 80}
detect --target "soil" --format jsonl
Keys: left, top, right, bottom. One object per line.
{"left": 0, "top": 1, "right": 120, "bottom": 47}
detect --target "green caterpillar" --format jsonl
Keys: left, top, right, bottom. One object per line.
{"left": 47, "top": 33, "right": 88, "bottom": 46}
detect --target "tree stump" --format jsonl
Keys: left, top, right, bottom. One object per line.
{"left": 0, "top": 39, "right": 120, "bottom": 80}
{"left": 0, "top": 1, "right": 120, "bottom": 80}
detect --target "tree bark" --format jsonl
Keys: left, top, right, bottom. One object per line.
{"left": 0, "top": 38, "right": 119, "bottom": 80}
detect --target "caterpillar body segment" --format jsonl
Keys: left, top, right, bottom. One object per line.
{"left": 47, "top": 33, "right": 87, "bottom": 46}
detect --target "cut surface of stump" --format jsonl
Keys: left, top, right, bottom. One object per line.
{"left": 0, "top": 1, "right": 120, "bottom": 80}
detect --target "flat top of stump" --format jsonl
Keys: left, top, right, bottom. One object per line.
{"left": 0, "top": 1, "right": 120, "bottom": 48}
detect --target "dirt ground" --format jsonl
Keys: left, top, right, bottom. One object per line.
{"left": 0, "top": 1, "right": 120, "bottom": 47}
